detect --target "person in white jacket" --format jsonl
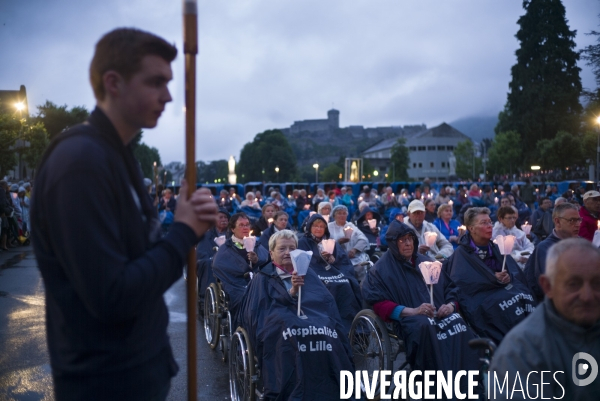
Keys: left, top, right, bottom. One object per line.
{"left": 492, "top": 206, "right": 535, "bottom": 270}
{"left": 328, "top": 205, "right": 370, "bottom": 281}
{"left": 403, "top": 200, "right": 454, "bottom": 260}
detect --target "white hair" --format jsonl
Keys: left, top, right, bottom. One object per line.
{"left": 545, "top": 238, "right": 600, "bottom": 283}
{"left": 268, "top": 229, "right": 298, "bottom": 251}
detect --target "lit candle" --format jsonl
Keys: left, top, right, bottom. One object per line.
{"left": 268, "top": 218, "right": 274, "bottom": 225}
{"left": 494, "top": 197, "right": 499, "bottom": 204}
{"left": 221, "top": 197, "right": 225, "bottom": 204}
{"left": 448, "top": 200, "right": 453, "bottom": 206}
{"left": 597, "top": 221, "right": 600, "bottom": 231}
{"left": 458, "top": 225, "right": 466, "bottom": 234}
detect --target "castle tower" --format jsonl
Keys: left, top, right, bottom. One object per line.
{"left": 327, "top": 109, "right": 339, "bottom": 129}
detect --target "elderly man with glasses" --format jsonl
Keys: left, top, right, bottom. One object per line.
{"left": 524, "top": 202, "right": 582, "bottom": 302}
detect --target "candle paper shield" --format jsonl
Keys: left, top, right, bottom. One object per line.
{"left": 418, "top": 261, "right": 442, "bottom": 285}
{"left": 493, "top": 235, "right": 516, "bottom": 255}
{"left": 290, "top": 249, "right": 313, "bottom": 276}
{"left": 521, "top": 223, "right": 532, "bottom": 235}
{"left": 243, "top": 236, "right": 256, "bottom": 252}
{"left": 320, "top": 238, "right": 336, "bottom": 254}
{"left": 367, "top": 219, "right": 377, "bottom": 229}
{"left": 343, "top": 226, "right": 353, "bottom": 239}
{"left": 424, "top": 232, "right": 437, "bottom": 247}
{"left": 323, "top": 214, "right": 330, "bottom": 223}
{"left": 214, "top": 235, "right": 226, "bottom": 247}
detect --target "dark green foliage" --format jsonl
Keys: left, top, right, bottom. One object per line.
{"left": 496, "top": 0, "right": 582, "bottom": 164}
{"left": 0, "top": 114, "right": 19, "bottom": 176}
{"left": 237, "top": 130, "right": 298, "bottom": 182}
{"left": 390, "top": 137, "right": 410, "bottom": 181}
{"left": 34, "top": 101, "right": 89, "bottom": 139}
{"left": 321, "top": 164, "right": 344, "bottom": 182}
{"left": 131, "top": 132, "right": 162, "bottom": 180}
{"left": 22, "top": 121, "right": 49, "bottom": 177}
{"left": 537, "top": 131, "right": 582, "bottom": 170}
{"left": 196, "top": 160, "right": 229, "bottom": 183}
{"left": 487, "top": 131, "right": 523, "bottom": 176}
{"left": 454, "top": 140, "right": 482, "bottom": 180}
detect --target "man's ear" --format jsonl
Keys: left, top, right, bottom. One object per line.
{"left": 102, "top": 70, "right": 124, "bottom": 100}
{"left": 539, "top": 274, "right": 552, "bottom": 298}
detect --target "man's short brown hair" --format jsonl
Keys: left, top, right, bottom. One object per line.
{"left": 90, "top": 28, "right": 177, "bottom": 100}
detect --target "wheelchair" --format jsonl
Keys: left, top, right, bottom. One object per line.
{"left": 228, "top": 326, "right": 265, "bottom": 401}
{"left": 349, "top": 309, "right": 410, "bottom": 400}
{"left": 203, "top": 280, "right": 233, "bottom": 363}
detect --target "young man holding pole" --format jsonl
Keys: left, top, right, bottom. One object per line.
{"left": 31, "top": 28, "right": 217, "bottom": 400}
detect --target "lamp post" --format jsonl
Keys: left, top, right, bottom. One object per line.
{"left": 275, "top": 166, "right": 279, "bottom": 182}
{"left": 15, "top": 102, "right": 25, "bottom": 179}
{"left": 313, "top": 163, "right": 319, "bottom": 184}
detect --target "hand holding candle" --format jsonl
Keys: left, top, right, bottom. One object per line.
{"left": 458, "top": 225, "right": 466, "bottom": 236}
{"left": 418, "top": 261, "right": 442, "bottom": 309}
{"left": 343, "top": 226, "right": 353, "bottom": 239}
{"left": 521, "top": 221, "right": 532, "bottom": 235}
{"left": 424, "top": 232, "right": 437, "bottom": 247}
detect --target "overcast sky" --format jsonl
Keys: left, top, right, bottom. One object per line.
{"left": 1, "top": 0, "right": 598, "bottom": 165}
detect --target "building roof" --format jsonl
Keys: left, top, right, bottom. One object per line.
{"left": 361, "top": 122, "right": 469, "bottom": 154}
{"left": 412, "top": 122, "right": 470, "bottom": 140}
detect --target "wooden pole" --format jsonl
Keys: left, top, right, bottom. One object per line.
{"left": 183, "top": 1, "right": 198, "bottom": 400}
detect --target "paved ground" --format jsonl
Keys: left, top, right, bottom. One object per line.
{"left": 0, "top": 245, "right": 229, "bottom": 401}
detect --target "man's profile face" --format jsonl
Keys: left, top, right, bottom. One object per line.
{"left": 119, "top": 55, "right": 172, "bottom": 131}
{"left": 543, "top": 248, "right": 600, "bottom": 327}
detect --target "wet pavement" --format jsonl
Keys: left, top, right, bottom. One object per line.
{"left": 0, "top": 246, "right": 230, "bottom": 400}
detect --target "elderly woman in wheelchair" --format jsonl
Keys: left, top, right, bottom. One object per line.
{"left": 206, "top": 213, "right": 269, "bottom": 361}
{"left": 235, "top": 230, "right": 354, "bottom": 401}
{"left": 358, "top": 221, "right": 479, "bottom": 394}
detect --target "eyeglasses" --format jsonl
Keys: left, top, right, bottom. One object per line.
{"left": 237, "top": 223, "right": 251, "bottom": 228}
{"left": 558, "top": 217, "right": 582, "bottom": 225}
{"left": 502, "top": 216, "right": 517, "bottom": 221}
{"left": 474, "top": 220, "right": 494, "bottom": 227}
{"left": 397, "top": 236, "right": 413, "bottom": 244}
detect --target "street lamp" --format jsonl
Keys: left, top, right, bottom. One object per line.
{"left": 14, "top": 102, "right": 24, "bottom": 179}
{"left": 313, "top": 163, "right": 319, "bottom": 183}
{"left": 275, "top": 166, "right": 279, "bottom": 182}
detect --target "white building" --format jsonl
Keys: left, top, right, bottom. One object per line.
{"left": 362, "top": 123, "right": 472, "bottom": 180}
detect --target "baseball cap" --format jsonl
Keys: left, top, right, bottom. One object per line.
{"left": 407, "top": 200, "right": 426, "bottom": 214}
{"left": 583, "top": 190, "right": 600, "bottom": 200}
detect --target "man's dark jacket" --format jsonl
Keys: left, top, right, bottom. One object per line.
{"left": 524, "top": 230, "right": 562, "bottom": 302}
{"left": 31, "top": 108, "right": 199, "bottom": 400}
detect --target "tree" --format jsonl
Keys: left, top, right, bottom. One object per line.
{"left": 537, "top": 131, "right": 582, "bottom": 170}
{"left": 487, "top": 131, "right": 523, "bottom": 176}
{"left": 35, "top": 101, "right": 89, "bottom": 139}
{"left": 496, "top": 0, "right": 582, "bottom": 164}
{"left": 22, "top": 121, "right": 49, "bottom": 178}
{"left": 581, "top": 16, "right": 600, "bottom": 103}
{"left": 237, "top": 130, "right": 298, "bottom": 182}
{"left": 0, "top": 114, "right": 19, "bottom": 177}
{"left": 454, "top": 140, "right": 482, "bottom": 180}
{"left": 131, "top": 133, "right": 162, "bottom": 179}
{"left": 197, "top": 160, "right": 229, "bottom": 183}
{"left": 321, "top": 164, "right": 343, "bottom": 182}
{"left": 389, "top": 137, "right": 410, "bottom": 181}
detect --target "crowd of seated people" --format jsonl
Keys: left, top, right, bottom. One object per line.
{"left": 189, "top": 180, "right": 599, "bottom": 399}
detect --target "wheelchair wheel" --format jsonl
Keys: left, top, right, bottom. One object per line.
{"left": 229, "top": 327, "right": 255, "bottom": 401}
{"left": 349, "top": 309, "right": 393, "bottom": 401}
{"left": 220, "top": 311, "right": 232, "bottom": 363}
{"left": 204, "top": 283, "right": 220, "bottom": 349}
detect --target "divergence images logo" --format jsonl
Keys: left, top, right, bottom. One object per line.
{"left": 572, "top": 352, "right": 598, "bottom": 387}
